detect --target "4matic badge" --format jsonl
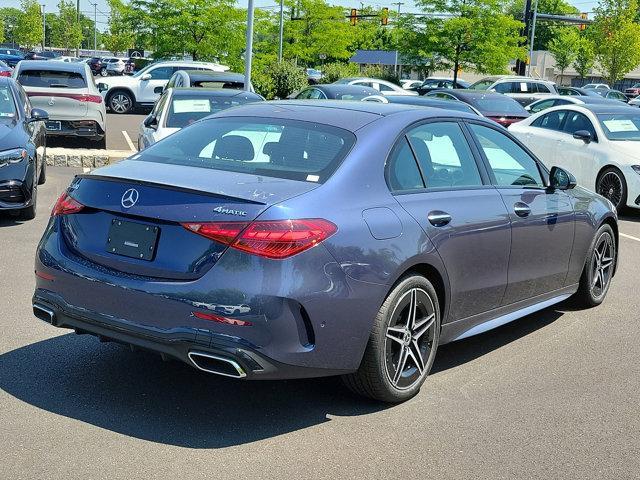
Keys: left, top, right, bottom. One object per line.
{"left": 213, "top": 206, "right": 247, "bottom": 217}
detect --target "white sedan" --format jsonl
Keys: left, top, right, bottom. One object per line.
{"left": 333, "top": 77, "right": 417, "bottom": 96}
{"left": 509, "top": 103, "right": 640, "bottom": 211}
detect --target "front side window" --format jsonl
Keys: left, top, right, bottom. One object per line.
{"left": 562, "top": 111, "right": 596, "bottom": 138}
{"left": 469, "top": 123, "right": 544, "bottom": 188}
{"left": 387, "top": 138, "right": 424, "bottom": 191}
{"left": 148, "top": 67, "right": 174, "bottom": 80}
{"left": 138, "top": 117, "right": 356, "bottom": 183}
{"left": 407, "top": 122, "right": 483, "bottom": 189}
{"left": 529, "top": 99, "right": 555, "bottom": 113}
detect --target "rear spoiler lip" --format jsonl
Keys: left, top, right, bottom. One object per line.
{"left": 74, "top": 173, "right": 266, "bottom": 206}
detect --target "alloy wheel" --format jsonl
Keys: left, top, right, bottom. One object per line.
{"left": 591, "top": 232, "right": 614, "bottom": 300}
{"left": 597, "top": 171, "right": 624, "bottom": 208}
{"left": 384, "top": 288, "right": 436, "bottom": 390}
{"left": 110, "top": 94, "right": 132, "bottom": 114}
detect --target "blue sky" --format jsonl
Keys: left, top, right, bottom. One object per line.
{"left": 5, "top": 0, "right": 599, "bottom": 32}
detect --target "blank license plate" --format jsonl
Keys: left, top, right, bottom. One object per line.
{"left": 106, "top": 219, "right": 159, "bottom": 261}
{"left": 45, "top": 121, "right": 61, "bottom": 131}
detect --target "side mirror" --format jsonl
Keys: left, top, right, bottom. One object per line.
{"left": 97, "top": 82, "right": 109, "bottom": 93}
{"left": 143, "top": 115, "right": 157, "bottom": 129}
{"left": 524, "top": 105, "right": 532, "bottom": 111}
{"left": 153, "top": 86, "right": 164, "bottom": 94}
{"left": 28, "top": 108, "right": 48, "bottom": 123}
{"left": 573, "top": 129, "right": 592, "bottom": 144}
{"left": 141, "top": 73, "right": 152, "bottom": 81}
{"left": 550, "top": 166, "right": 577, "bottom": 190}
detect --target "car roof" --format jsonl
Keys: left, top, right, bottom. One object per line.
{"left": 214, "top": 100, "right": 475, "bottom": 132}
{"left": 172, "top": 88, "right": 261, "bottom": 99}
{"left": 15, "top": 60, "right": 87, "bottom": 73}
{"left": 178, "top": 70, "right": 245, "bottom": 81}
{"left": 428, "top": 89, "right": 505, "bottom": 100}
{"left": 571, "top": 104, "right": 639, "bottom": 114}
{"left": 383, "top": 95, "right": 477, "bottom": 112}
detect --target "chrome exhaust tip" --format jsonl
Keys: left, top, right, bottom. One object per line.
{"left": 187, "top": 351, "right": 247, "bottom": 378}
{"left": 33, "top": 304, "right": 55, "bottom": 324}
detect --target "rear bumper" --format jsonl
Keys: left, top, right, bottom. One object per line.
{"left": 46, "top": 119, "right": 105, "bottom": 140}
{"left": 32, "top": 289, "right": 351, "bottom": 380}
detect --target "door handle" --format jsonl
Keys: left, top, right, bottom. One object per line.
{"left": 427, "top": 210, "right": 452, "bottom": 227}
{"left": 514, "top": 202, "right": 531, "bottom": 218}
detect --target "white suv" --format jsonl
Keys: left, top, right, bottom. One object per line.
{"left": 469, "top": 75, "right": 558, "bottom": 106}
{"left": 97, "top": 61, "right": 229, "bottom": 114}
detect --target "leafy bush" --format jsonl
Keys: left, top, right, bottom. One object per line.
{"left": 319, "top": 61, "right": 359, "bottom": 83}
{"left": 251, "top": 57, "right": 307, "bottom": 99}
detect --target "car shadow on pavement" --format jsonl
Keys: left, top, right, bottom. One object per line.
{"left": 0, "top": 214, "right": 24, "bottom": 227}
{"left": 0, "top": 306, "right": 567, "bottom": 449}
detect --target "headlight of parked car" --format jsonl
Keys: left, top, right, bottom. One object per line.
{"left": 0, "top": 148, "right": 27, "bottom": 167}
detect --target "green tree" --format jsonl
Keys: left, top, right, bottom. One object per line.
{"left": 1, "top": 7, "right": 24, "bottom": 46}
{"left": 413, "top": 0, "right": 525, "bottom": 84}
{"left": 508, "top": 0, "right": 579, "bottom": 51}
{"left": 319, "top": 61, "right": 359, "bottom": 83}
{"left": 284, "top": 0, "right": 356, "bottom": 65}
{"left": 591, "top": 0, "right": 640, "bottom": 85}
{"left": 49, "top": 0, "right": 83, "bottom": 54}
{"left": 573, "top": 34, "right": 595, "bottom": 81}
{"left": 14, "top": 0, "right": 43, "bottom": 50}
{"left": 548, "top": 27, "right": 578, "bottom": 84}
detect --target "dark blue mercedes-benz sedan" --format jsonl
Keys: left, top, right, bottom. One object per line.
{"left": 32, "top": 101, "right": 618, "bottom": 402}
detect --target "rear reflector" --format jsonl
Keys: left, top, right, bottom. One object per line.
{"left": 27, "top": 92, "right": 103, "bottom": 103}
{"left": 192, "top": 311, "right": 252, "bottom": 326}
{"left": 51, "top": 191, "right": 84, "bottom": 216}
{"left": 181, "top": 219, "right": 337, "bottom": 259}
{"left": 35, "top": 270, "right": 55, "bottom": 281}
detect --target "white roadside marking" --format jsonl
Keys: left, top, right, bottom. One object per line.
{"left": 620, "top": 232, "right": 640, "bottom": 243}
{"left": 122, "top": 130, "right": 137, "bottom": 152}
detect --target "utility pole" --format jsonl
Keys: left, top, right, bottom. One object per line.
{"left": 41, "top": 4, "right": 45, "bottom": 51}
{"left": 90, "top": 2, "right": 97, "bottom": 55}
{"left": 392, "top": 2, "right": 403, "bottom": 75}
{"left": 76, "top": 0, "right": 80, "bottom": 57}
{"left": 527, "top": 0, "right": 539, "bottom": 77}
{"left": 278, "top": 0, "right": 284, "bottom": 62}
{"left": 515, "top": 0, "right": 532, "bottom": 76}
{"left": 244, "top": 0, "right": 255, "bottom": 91}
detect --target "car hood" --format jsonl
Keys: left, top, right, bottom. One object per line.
{"left": 0, "top": 118, "right": 21, "bottom": 148}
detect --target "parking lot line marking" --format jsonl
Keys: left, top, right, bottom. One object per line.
{"left": 620, "top": 232, "right": 640, "bottom": 243}
{"left": 122, "top": 130, "right": 136, "bottom": 152}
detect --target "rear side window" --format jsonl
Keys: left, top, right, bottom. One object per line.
{"left": 387, "top": 138, "right": 425, "bottom": 191}
{"left": 469, "top": 124, "right": 544, "bottom": 188}
{"left": 407, "top": 122, "right": 482, "bottom": 189}
{"left": 493, "top": 82, "right": 513, "bottom": 94}
{"left": 138, "top": 117, "right": 356, "bottom": 183}
{"left": 536, "top": 83, "right": 552, "bottom": 93}
{"left": 18, "top": 69, "right": 86, "bottom": 88}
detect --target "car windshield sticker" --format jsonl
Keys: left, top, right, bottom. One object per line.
{"left": 173, "top": 99, "right": 211, "bottom": 114}
{"left": 306, "top": 174, "right": 320, "bottom": 182}
{"left": 0, "top": 113, "right": 14, "bottom": 117}
{"left": 520, "top": 82, "right": 528, "bottom": 92}
{"left": 603, "top": 119, "right": 639, "bottom": 132}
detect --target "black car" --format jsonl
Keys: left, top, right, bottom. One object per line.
{"left": 86, "top": 57, "right": 103, "bottom": 76}
{"left": 415, "top": 77, "right": 470, "bottom": 96}
{"left": 0, "top": 77, "right": 48, "bottom": 220}
{"left": 294, "top": 84, "right": 380, "bottom": 100}
{"left": 426, "top": 89, "right": 529, "bottom": 127}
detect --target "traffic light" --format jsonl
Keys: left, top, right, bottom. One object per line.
{"left": 350, "top": 8, "right": 358, "bottom": 26}
{"left": 381, "top": 7, "right": 389, "bottom": 26}
{"left": 579, "top": 12, "right": 587, "bottom": 31}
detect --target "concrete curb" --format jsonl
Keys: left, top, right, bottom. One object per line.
{"left": 44, "top": 148, "right": 133, "bottom": 168}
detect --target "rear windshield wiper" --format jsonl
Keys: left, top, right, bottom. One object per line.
{"left": 49, "top": 84, "right": 69, "bottom": 88}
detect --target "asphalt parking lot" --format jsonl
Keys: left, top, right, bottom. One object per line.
{"left": 1, "top": 167, "right": 639, "bottom": 479}
{"left": 46, "top": 112, "right": 145, "bottom": 151}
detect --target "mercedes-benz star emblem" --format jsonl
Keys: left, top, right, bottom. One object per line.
{"left": 48, "top": 97, "right": 55, "bottom": 106}
{"left": 121, "top": 188, "right": 139, "bottom": 208}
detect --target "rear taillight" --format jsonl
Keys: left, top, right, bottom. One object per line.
{"left": 0, "top": 71, "right": 11, "bottom": 77}
{"left": 27, "top": 92, "right": 103, "bottom": 103}
{"left": 181, "top": 219, "right": 337, "bottom": 259}
{"left": 51, "top": 192, "right": 84, "bottom": 216}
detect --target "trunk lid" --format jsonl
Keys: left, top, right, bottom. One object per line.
{"left": 25, "top": 87, "right": 90, "bottom": 118}
{"left": 61, "top": 161, "right": 320, "bottom": 280}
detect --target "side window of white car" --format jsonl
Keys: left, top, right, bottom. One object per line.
{"left": 531, "top": 110, "right": 568, "bottom": 131}
{"left": 148, "top": 67, "right": 174, "bottom": 80}
{"left": 562, "top": 112, "right": 597, "bottom": 139}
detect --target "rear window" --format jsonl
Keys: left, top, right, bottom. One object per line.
{"left": 138, "top": 117, "right": 356, "bottom": 183}
{"left": 165, "top": 95, "right": 261, "bottom": 128}
{"left": 192, "top": 80, "right": 244, "bottom": 89}
{"left": 18, "top": 69, "right": 86, "bottom": 88}
{"left": 474, "top": 97, "right": 528, "bottom": 116}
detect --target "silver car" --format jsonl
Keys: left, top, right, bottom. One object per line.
{"left": 13, "top": 61, "right": 107, "bottom": 148}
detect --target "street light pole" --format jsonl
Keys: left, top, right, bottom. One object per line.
{"left": 527, "top": 0, "right": 539, "bottom": 77}
{"left": 91, "top": 2, "right": 97, "bottom": 55}
{"left": 41, "top": 4, "right": 45, "bottom": 51}
{"left": 244, "top": 0, "right": 255, "bottom": 92}
{"left": 393, "top": 2, "right": 403, "bottom": 75}
{"left": 76, "top": 0, "right": 80, "bottom": 57}
{"left": 278, "top": 0, "right": 284, "bottom": 62}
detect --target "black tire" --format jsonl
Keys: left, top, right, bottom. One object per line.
{"left": 100, "top": 67, "right": 108, "bottom": 77}
{"left": 19, "top": 183, "right": 37, "bottom": 221}
{"left": 574, "top": 224, "right": 616, "bottom": 307}
{"left": 108, "top": 90, "right": 134, "bottom": 114}
{"left": 342, "top": 274, "right": 441, "bottom": 403}
{"left": 596, "top": 167, "right": 627, "bottom": 212}
{"left": 38, "top": 156, "right": 46, "bottom": 185}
